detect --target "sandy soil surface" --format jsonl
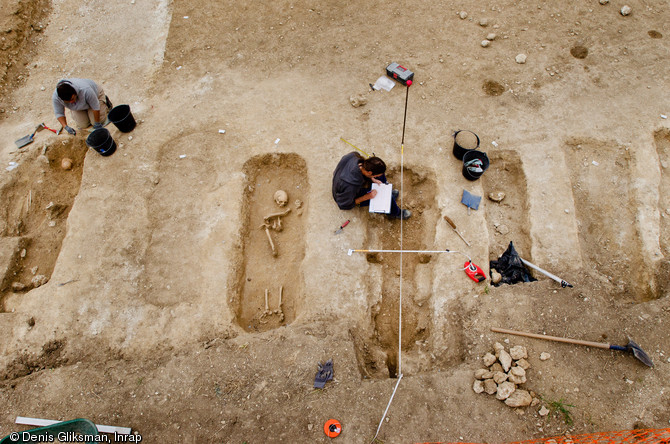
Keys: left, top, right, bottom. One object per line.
{"left": 0, "top": 0, "right": 669, "bottom": 442}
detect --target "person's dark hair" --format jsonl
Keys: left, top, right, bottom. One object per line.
{"left": 362, "top": 157, "right": 386, "bottom": 175}
{"left": 57, "top": 82, "right": 76, "bottom": 101}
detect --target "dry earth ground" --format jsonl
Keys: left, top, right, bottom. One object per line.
{"left": 0, "top": 0, "right": 669, "bottom": 443}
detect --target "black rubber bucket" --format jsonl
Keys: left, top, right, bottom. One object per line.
{"left": 462, "top": 150, "right": 489, "bottom": 181}
{"left": 453, "top": 130, "right": 480, "bottom": 160}
{"left": 107, "top": 104, "right": 136, "bottom": 133}
{"left": 86, "top": 128, "right": 117, "bottom": 156}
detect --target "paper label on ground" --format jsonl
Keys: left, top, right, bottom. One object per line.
{"left": 369, "top": 183, "right": 392, "bottom": 214}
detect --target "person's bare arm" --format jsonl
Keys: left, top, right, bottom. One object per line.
{"left": 355, "top": 189, "right": 377, "bottom": 205}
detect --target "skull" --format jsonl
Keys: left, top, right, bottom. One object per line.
{"left": 274, "top": 190, "right": 288, "bottom": 207}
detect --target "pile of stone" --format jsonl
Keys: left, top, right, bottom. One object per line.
{"left": 472, "top": 342, "right": 539, "bottom": 408}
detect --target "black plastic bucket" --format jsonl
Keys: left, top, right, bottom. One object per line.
{"left": 462, "top": 150, "right": 489, "bottom": 181}
{"left": 86, "top": 128, "right": 117, "bottom": 156}
{"left": 453, "top": 130, "right": 480, "bottom": 160}
{"left": 107, "top": 104, "right": 136, "bottom": 133}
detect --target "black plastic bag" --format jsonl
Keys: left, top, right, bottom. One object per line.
{"left": 490, "top": 241, "right": 537, "bottom": 286}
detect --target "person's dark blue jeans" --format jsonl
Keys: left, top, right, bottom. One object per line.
{"left": 355, "top": 174, "right": 401, "bottom": 217}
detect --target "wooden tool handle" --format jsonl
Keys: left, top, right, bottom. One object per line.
{"left": 443, "top": 215, "right": 457, "bottom": 229}
{"left": 490, "top": 327, "right": 610, "bottom": 349}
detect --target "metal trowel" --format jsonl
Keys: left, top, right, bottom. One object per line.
{"left": 15, "top": 124, "right": 46, "bottom": 148}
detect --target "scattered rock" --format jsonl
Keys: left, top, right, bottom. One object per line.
{"left": 515, "top": 54, "right": 527, "bottom": 64}
{"left": 488, "top": 191, "right": 505, "bottom": 202}
{"left": 20, "top": 249, "right": 27, "bottom": 258}
{"left": 510, "top": 345, "right": 527, "bottom": 360}
{"left": 599, "top": 0, "right": 609, "bottom": 4}
{"left": 483, "top": 379, "right": 497, "bottom": 395}
{"left": 459, "top": 11, "right": 468, "bottom": 19}
{"left": 475, "top": 368, "right": 493, "bottom": 380}
{"left": 483, "top": 352, "right": 497, "bottom": 367}
{"left": 487, "top": 33, "right": 497, "bottom": 41}
{"left": 61, "top": 158, "right": 73, "bottom": 170}
{"left": 540, "top": 352, "right": 551, "bottom": 361}
{"left": 12, "top": 282, "right": 26, "bottom": 291}
{"left": 31, "top": 275, "right": 48, "bottom": 288}
{"left": 493, "top": 371, "right": 508, "bottom": 384}
{"left": 491, "top": 270, "right": 502, "bottom": 284}
{"left": 349, "top": 94, "right": 368, "bottom": 108}
{"left": 505, "top": 389, "right": 532, "bottom": 407}
{"left": 479, "top": 18, "right": 489, "bottom": 27}
{"left": 515, "top": 358, "right": 531, "bottom": 370}
{"left": 620, "top": 5, "right": 632, "bottom": 16}
{"left": 496, "top": 381, "right": 516, "bottom": 400}
{"left": 539, "top": 406, "right": 550, "bottom": 416}
{"left": 481, "top": 40, "right": 490, "bottom": 48}
{"left": 508, "top": 366, "right": 527, "bottom": 384}
{"left": 474, "top": 342, "right": 537, "bottom": 409}
{"left": 498, "top": 349, "right": 512, "bottom": 371}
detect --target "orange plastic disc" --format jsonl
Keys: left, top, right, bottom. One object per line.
{"left": 324, "top": 419, "right": 342, "bottom": 438}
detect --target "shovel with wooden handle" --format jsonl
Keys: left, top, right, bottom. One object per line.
{"left": 491, "top": 327, "right": 653, "bottom": 367}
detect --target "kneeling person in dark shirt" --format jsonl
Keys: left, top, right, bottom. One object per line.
{"left": 331, "top": 151, "right": 410, "bottom": 220}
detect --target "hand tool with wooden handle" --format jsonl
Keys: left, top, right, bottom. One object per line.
{"left": 443, "top": 215, "right": 470, "bottom": 247}
{"left": 490, "top": 327, "right": 653, "bottom": 367}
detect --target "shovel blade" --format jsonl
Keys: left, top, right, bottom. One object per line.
{"left": 14, "top": 124, "right": 43, "bottom": 148}
{"left": 627, "top": 340, "right": 654, "bottom": 367}
{"left": 14, "top": 134, "right": 34, "bottom": 148}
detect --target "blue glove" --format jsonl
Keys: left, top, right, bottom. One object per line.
{"left": 93, "top": 122, "right": 103, "bottom": 130}
{"left": 64, "top": 125, "right": 76, "bottom": 135}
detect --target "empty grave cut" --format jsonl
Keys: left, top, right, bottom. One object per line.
{"left": 232, "top": 153, "right": 307, "bottom": 333}
{"left": 654, "top": 129, "right": 670, "bottom": 293}
{"left": 352, "top": 167, "right": 439, "bottom": 378}
{"left": 0, "top": 139, "right": 87, "bottom": 311}
{"left": 655, "top": 129, "right": 670, "bottom": 256}
{"left": 481, "top": 150, "right": 532, "bottom": 262}
{"left": 141, "top": 132, "right": 222, "bottom": 307}
{"left": 563, "top": 138, "right": 649, "bottom": 299}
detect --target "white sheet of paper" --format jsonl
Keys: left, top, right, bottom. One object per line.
{"left": 369, "top": 182, "right": 392, "bottom": 214}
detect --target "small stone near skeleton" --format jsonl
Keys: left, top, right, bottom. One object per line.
{"left": 349, "top": 94, "right": 367, "bottom": 108}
